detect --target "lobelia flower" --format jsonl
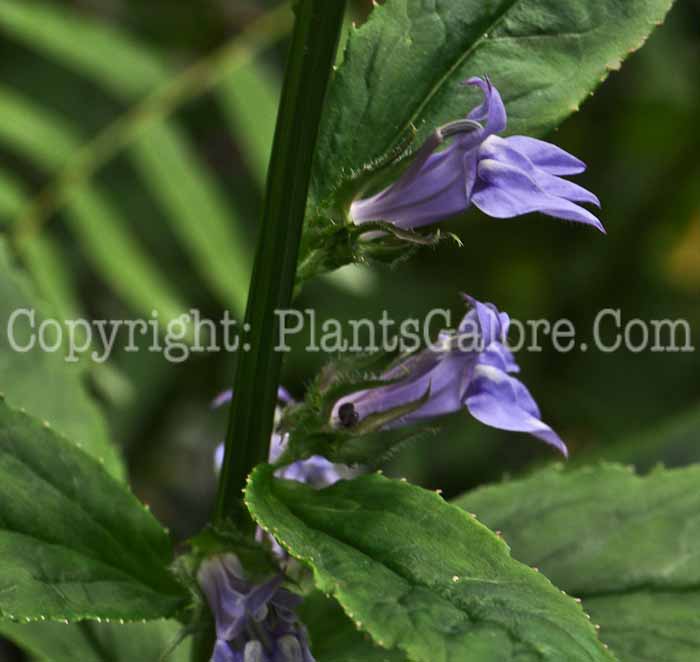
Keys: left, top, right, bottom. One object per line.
{"left": 350, "top": 76, "right": 603, "bottom": 234}
{"left": 332, "top": 295, "right": 568, "bottom": 457}
{"left": 198, "top": 554, "right": 315, "bottom": 662}
{"left": 213, "top": 388, "right": 351, "bottom": 489}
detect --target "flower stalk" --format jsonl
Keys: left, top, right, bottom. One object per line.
{"left": 213, "top": 0, "right": 347, "bottom": 531}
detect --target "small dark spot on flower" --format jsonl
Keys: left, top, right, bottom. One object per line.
{"left": 338, "top": 403, "right": 359, "bottom": 428}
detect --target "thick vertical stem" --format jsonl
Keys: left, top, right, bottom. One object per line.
{"left": 213, "top": 0, "right": 347, "bottom": 530}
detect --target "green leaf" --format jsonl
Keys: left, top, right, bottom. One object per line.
{"left": 0, "top": 0, "right": 290, "bottom": 315}
{"left": 130, "top": 122, "right": 251, "bottom": 313}
{"left": 312, "top": 0, "right": 675, "bottom": 205}
{"left": 0, "top": 240, "right": 123, "bottom": 477}
{"left": 0, "top": 86, "right": 189, "bottom": 326}
{"left": 0, "top": 169, "right": 88, "bottom": 328}
{"left": 217, "top": 60, "right": 280, "bottom": 187}
{"left": 575, "top": 404, "right": 700, "bottom": 471}
{"left": 580, "top": 592, "right": 700, "bottom": 662}
{"left": 0, "top": 170, "right": 25, "bottom": 220}
{"left": 15, "top": 235, "right": 86, "bottom": 336}
{"left": 0, "top": 619, "right": 191, "bottom": 662}
{"left": 246, "top": 466, "right": 614, "bottom": 662}
{"left": 0, "top": 173, "right": 83, "bottom": 339}
{"left": 0, "top": 0, "right": 166, "bottom": 96}
{"left": 455, "top": 463, "right": 700, "bottom": 661}
{"left": 301, "top": 592, "right": 407, "bottom": 662}
{"left": 0, "top": 399, "right": 186, "bottom": 622}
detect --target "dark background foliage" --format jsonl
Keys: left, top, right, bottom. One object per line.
{"left": 0, "top": 1, "right": 698, "bottom": 657}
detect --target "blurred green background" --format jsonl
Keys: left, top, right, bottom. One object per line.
{"left": 0, "top": 1, "right": 698, "bottom": 657}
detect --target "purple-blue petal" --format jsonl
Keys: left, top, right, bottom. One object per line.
{"left": 199, "top": 554, "right": 316, "bottom": 662}
{"left": 246, "top": 576, "right": 284, "bottom": 624}
{"left": 277, "top": 455, "right": 347, "bottom": 488}
{"left": 212, "top": 389, "right": 233, "bottom": 409}
{"left": 466, "top": 76, "right": 507, "bottom": 134}
{"left": 480, "top": 136, "right": 600, "bottom": 209}
{"left": 462, "top": 294, "right": 509, "bottom": 347}
{"left": 338, "top": 348, "right": 473, "bottom": 425}
{"left": 472, "top": 158, "right": 605, "bottom": 232}
{"left": 268, "top": 433, "right": 289, "bottom": 464}
{"left": 532, "top": 169, "right": 601, "bottom": 208}
{"left": 198, "top": 557, "right": 248, "bottom": 641}
{"left": 390, "top": 351, "right": 475, "bottom": 423}
{"left": 503, "top": 135, "right": 586, "bottom": 175}
{"left": 350, "top": 137, "right": 472, "bottom": 229}
{"left": 464, "top": 364, "right": 568, "bottom": 456}
{"left": 213, "top": 640, "right": 238, "bottom": 662}
{"left": 478, "top": 343, "right": 520, "bottom": 374}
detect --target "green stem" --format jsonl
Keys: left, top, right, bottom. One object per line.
{"left": 190, "top": 624, "right": 216, "bottom": 662}
{"left": 214, "top": 0, "right": 347, "bottom": 530}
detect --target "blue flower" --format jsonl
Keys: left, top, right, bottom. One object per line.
{"left": 198, "top": 554, "right": 315, "bottom": 662}
{"left": 332, "top": 295, "right": 567, "bottom": 457}
{"left": 351, "top": 77, "right": 603, "bottom": 234}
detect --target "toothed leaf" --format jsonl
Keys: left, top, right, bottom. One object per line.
{"left": 0, "top": 241, "right": 124, "bottom": 478}
{"left": 455, "top": 463, "right": 700, "bottom": 661}
{"left": 312, "top": 0, "right": 675, "bottom": 206}
{"left": 0, "top": 399, "right": 186, "bottom": 623}
{"left": 0, "top": 619, "right": 191, "bottom": 662}
{"left": 246, "top": 466, "right": 615, "bottom": 662}
{"left": 301, "top": 592, "right": 407, "bottom": 662}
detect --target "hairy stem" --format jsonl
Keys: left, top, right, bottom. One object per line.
{"left": 214, "top": 0, "right": 347, "bottom": 530}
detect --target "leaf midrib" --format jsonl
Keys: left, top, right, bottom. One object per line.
{"left": 252, "top": 477, "right": 606, "bottom": 662}
{"left": 389, "top": 0, "right": 521, "bottom": 148}
{"left": 294, "top": 507, "right": 599, "bottom": 661}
